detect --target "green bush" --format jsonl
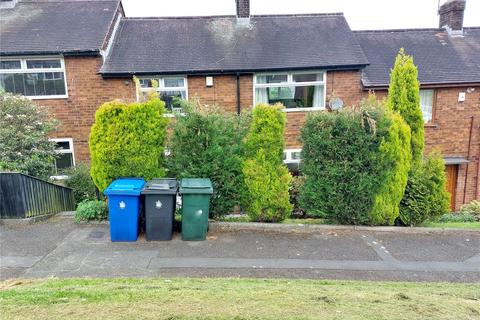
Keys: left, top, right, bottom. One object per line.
{"left": 460, "top": 200, "right": 480, "bottom": 221}
{"left": 244, "top": 103, "right": 286, "bottom": 165}
{"left": 0, "top": 92, "right": 58, "bottom": 179}
{"left": 242, "top": 151, "right": 292, "bottom": 222}
{"left": 438, "top": 212, "right": 477, "bottom": 223}
{"left": 290, "top": 175, "right": 305, "bottom": 216}
{"left": 75, "top": 200, "right": 108, "bottom": 222}
{"left": 399, "top": 152, "right": 450, "bottom": 226}
{"left": 64, "top": 163, "right": 97, "bottom": 204}
{"left": 300, "top": 99, "right": 411, "bottom": 225}
{"left": 89, "top": 98, "right": 169, "bottom": 191}
{"left": 241, "top": 104, "right": 292, "bottom": 222}
{"left": 387, "top": 48, "right": 424, "bottom": 165}
{"left": 167, "top": 102, "right": 250, "bottom": 217}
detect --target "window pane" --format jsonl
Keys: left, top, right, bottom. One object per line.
{"left": 55, "top": 141, "right": 71, "bottom": 151}
{"left": 293, "top": 73, "right": 320, "bottom": 82}
{"left": 291, "top": 151, "right": 301, "bottom": 160}
{"left": 26, "top": 59, "right": 61, "bottom": 69}
{"left": 0, "top": 60, "right": 21, "bottom": 69}
{"left": 420, "top": 89, "right": 434, "bottom": 122}
{"left": 55, "top": 153, "right": 74, "bottom": 171}
{"left": 256, "top": 74, "right": 287, "bottom": 84}
{"left": 164, "top": 78, "right": 184, "bottom": 88}
{"left": 139, "top": 78, "right": 155, "bottom": 88}
{"left": 23, "top": 72, "right": 66, "bottom": 96}
{"left": 160, "top": 90, "right": 186, "bottom": 111}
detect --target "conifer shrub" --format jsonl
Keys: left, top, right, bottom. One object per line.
{"left": 387, "top": 48, "right": 424, "bottom": 165}
{"left": 399, "top": 152, "right": 450, "bottom": 226}
{"left": 166, "top": 102, "right": 250, "bottom": 217}
{"left": 300, "top": 98, "right": 411, "bottom": 225}
{"left": 89, "top": 98, "right": 168, "bottom": 191}
{"left": 241, "top": 104, "right": 292, "bottom": 222}
{"left": 64, "top": 163, "right": 97, "bottom": 204}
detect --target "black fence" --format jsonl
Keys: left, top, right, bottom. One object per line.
{"left": 0, "top": 172, "right": 75, "bottom": 219}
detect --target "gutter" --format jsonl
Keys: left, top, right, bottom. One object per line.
{"left": 99, "top": 64, "right": 369, "bottom": 78}
{"left": 0, "top": 50, "right": 101, "bottom": 57}
{"left": 363, "top": 81, "right": 480, "bottom": 91}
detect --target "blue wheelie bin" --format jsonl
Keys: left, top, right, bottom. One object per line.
{"left": 104, "top": 178, "right": 145, "bottom": 242}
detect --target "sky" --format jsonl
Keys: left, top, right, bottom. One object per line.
{"left": 121, "top": 0, "right": 480, "bottom": 30}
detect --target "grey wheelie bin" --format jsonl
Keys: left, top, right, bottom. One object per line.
{"left": 142, "top": 179, "right": 178, "bottom": 241}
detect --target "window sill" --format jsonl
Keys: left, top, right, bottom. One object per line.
{"left": 29, "top": 95, "right": 69, "bottom": 100}
{"left": 424, "top": 123, "right": 438, "bottom": 129}
{"left": 163, "top": 112, "right": 186, "bottom": 118}
{"left": 283, "top": 107, "right": 325, "bottom": 113}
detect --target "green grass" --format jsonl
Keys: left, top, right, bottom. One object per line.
{"left": 1, "top": 278, "right": 479, "bottom": 320}
{"left": 419, "top": 221, "right": 480, "bottom": 229}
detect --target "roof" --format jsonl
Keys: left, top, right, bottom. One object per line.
{"left": 0, "top": 0, "right": 120, "bottom": 56}
{"left": 355, "top": 28, "right": 480, "bottom": 87}
{"left": 101, "top": 14, "right": 369, "bottom": 75}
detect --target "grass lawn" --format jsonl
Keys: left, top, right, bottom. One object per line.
{"left": 419, "top": 221, "right": 480, "bottom": 229}
{"left": 1, "top": 278, "right": 479, "bottom": 320}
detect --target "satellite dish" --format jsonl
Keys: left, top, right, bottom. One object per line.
{"left": 329, "top": 97, "right": 344, "bottom": 110}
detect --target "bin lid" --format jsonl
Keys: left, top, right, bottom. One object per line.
{"left": 142, "top": 178, "right": 178, "bottom": 195}
{"left": 104, "top": 178, "right": 145, "bottom": 196}
{"left": 180, "top": 178, "right": 213, "bottom": 194}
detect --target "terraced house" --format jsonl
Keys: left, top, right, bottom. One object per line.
{"left": 1, "top": 0, "right": 479, "bottom": 211}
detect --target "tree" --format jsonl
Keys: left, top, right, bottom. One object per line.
{"left": 241, "top": 104, "right": 292, "bottom": 222}
{"left": 0, "top": 92, "right": 58, "bottom": 179}
{"left": 387, "top": 48, "right": 424, "bottom": 164}
{"left": 166, "top": 102, "right": 250, "bottom": 217}
{"left": 89, "top": 97, "right": 169, "bottom": 191}
{"left": 300, "top": 96, "right": 411, "bottom": 225}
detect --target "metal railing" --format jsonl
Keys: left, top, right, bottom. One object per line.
{"left": 0, "top": 172, "right": 75, "bottom": 218}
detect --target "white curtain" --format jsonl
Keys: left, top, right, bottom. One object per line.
{"left": 420, "top": 89, "right": 434, "bottom": 122}
{"left": 312, "top": 73, "right": 325, "bottom": 109}
{"left": 255, "top": 76, "right": 268, "bottom": 104}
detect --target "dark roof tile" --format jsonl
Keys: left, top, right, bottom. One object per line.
{"left": 101, "top": 14, "right": 368, "bottom": 75}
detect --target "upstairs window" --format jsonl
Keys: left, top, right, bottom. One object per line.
{"left": 254, "top": 72, "right": 326, "bottom": 111}
{"left": 420, "top": 89, "right": 434, "bottom": 123}
{"left": 0, "top": 57, "right": 67, "bottom": 99}
{"left": 138, "top": 76, "right": 187, "bottom": 113}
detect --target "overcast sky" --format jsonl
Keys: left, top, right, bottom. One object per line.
{"left": 122, "top": 0, "right": 479, "bottom": 30}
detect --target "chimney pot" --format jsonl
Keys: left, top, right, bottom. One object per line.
{"left": 236, "top": 0, "right": 250, "bottom": 25}
{"left": 438, "top": 0, "right": 466, "bottom": 35}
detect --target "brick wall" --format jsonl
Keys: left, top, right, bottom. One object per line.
{"left": 38, "top": 56, "right": 136, "bottom": 163}
{"left": 187, "top": 74, "right": 253, "bottom": 113}
{"left": 285, "top": 70, "right": 364, "bottom": 147}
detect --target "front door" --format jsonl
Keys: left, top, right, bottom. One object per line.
{"left": 445, "top": 165, "right": 458, "bottom": 211}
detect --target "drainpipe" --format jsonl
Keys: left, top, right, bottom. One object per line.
{"left": 476, "top": 119, "right": 480, "bottom": 199}
{"left": 463, "top": 116, "right": 474, "bottom": 205}
{"left": 236, "top": 73, "right": 241, "bottom": 115}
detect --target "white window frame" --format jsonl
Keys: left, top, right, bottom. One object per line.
{"left": 0, "top": 56, "right": 68, "bottom": 99}
{"left": 253, "top": 71, "right": 326, "bottom": 112}
{"left": 283, "top": 148, "right": 302, "bottom": 164}
{"left": 420, "top": 89, "right": 435, "bottom": 123}
{"left": 137, "top": 76, "right": 188, "bottom": 116}
{"left": 50, "top": 138, "right": 75, "bottom": 179}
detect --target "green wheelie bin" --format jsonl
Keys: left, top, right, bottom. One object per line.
{"left": 179, "top": 178, "right": 213, "bottom": 241}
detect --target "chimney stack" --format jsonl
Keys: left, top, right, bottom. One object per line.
{"left": 236, "top": 0, "right": 250, "bottom": 25}
{"left": 438, "top": 0, "right": 466, "bottom": 36}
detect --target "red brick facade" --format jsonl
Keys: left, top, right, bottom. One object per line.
{"left": 35, "top": 59, "right": 479, "bottom": 211}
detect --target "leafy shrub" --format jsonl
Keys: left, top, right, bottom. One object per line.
{"left": 387, "top": 48, "right": 424, "bottom": 165}
{"left": 75, "top": 200, "right": 108, "bottom": 222}
{"left": 89, "top": 98, "right": 169, "bottom": 191}
{"left": 290, "top": 175, "right": 305, "bottom": 216}
{"left": 242, "top": 151, "right": 292, "bottom": 222}
{"left": 0, "top": 92, "right": 58, "bottom": 179}
{"left": 459, "top": 200, "right": 480, "bottom": 221}
{"left": 438, "top": 213, "right": 477, "bottom": 223}
{"left": 399, "top": 152, "right": 450, "bottom": 226}
{"left": 167, "top": 102, "right": 250, "bottom": 217}
{"left": 244, "top": 103, "right": 285, "bottom": 165}
{"left": 64, "top": 163, "right": 97, "bottom": 204}
{"left": 241, "top": 104, "right": 292, "bottom": 222}
{"left": 300, "top": 99, "right": 411, "bottom": 225}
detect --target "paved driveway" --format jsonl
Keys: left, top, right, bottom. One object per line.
{"left": 1, "top": 215, "right": 479, "bottom": 282}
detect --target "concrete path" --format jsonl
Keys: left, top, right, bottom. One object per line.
{"left": 1, "top": 215, "right": 479, "bottom": 282}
